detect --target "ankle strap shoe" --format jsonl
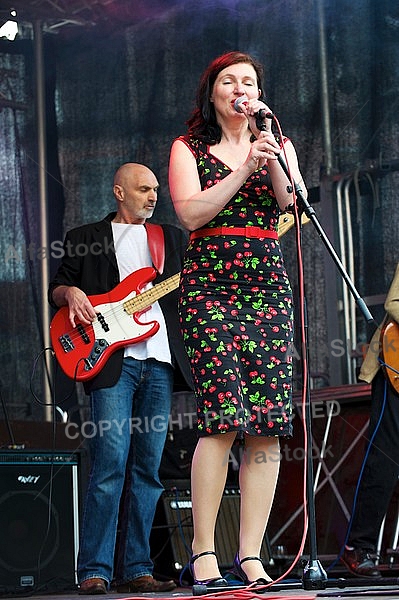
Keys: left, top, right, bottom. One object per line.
{"left": 190, "top": 551, "right": 228, "bottom": 586}
{"left": 233, "top": 553, "right": 271, "bottom": 585}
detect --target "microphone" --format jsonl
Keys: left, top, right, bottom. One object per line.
{"left": 233, "top": 95, "right": 248, "bottom": 113}
{"left": 233, "top": 96, "right": 274, "bottom": 123}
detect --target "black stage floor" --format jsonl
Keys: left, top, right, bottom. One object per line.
{"left": 3, "top": 568, "right": 399, "bottom": 600}
{"left": 3, "top": 580, "right": 399, "bottom": 600}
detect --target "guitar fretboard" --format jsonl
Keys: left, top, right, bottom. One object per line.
{"left": 123, "top": 273, "right": 181, "bottom": 315}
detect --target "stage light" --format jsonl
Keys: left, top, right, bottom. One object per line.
{"left": 0, "top": 9, "right": 18, "bottom": 41}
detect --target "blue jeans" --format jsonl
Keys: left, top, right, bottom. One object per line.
{"left": 77, "top": 357, "right": 174, "bottom": 586}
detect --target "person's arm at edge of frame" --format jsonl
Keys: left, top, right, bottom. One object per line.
{"left": 358, "top": 264, "right": 399, "bottom": 383}
{"left": 384, "top": 263, "right": 399, "bottom": 323}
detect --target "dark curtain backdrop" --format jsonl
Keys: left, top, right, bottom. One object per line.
{"left": 1, "top": 0, "right": 399, "bottom": 420}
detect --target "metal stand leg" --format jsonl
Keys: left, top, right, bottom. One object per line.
{"left": 386, "top": 500, "right": 399, "bottom": 566}
{"left": 376, "top": 515, "right": 386, "bottom": 565}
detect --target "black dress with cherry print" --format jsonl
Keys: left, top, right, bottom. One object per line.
{"left": 177, "top": 136, "right": 294, "bottom": 438}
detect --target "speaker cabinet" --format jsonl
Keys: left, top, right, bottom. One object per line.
{"left": 160, "top": 486, "right": 270, "bottom": 572}
{"left": 0, "top": 451, "right": 80, "bottom": 594}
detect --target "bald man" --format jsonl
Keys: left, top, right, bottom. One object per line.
{"left": 49, "top": 163, "right": 192, "bottom": 594}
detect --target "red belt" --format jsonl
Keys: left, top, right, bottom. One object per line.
{"left": 190, "top": 226, "right": 278, "bottom": 241}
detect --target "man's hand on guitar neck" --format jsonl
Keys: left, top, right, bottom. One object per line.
{"left": 52, "top": 284, "right": 97, "bottom": 328}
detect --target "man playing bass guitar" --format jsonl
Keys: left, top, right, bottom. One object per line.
{"left": 49, "top": 162, "right": 192, "bottom": 594}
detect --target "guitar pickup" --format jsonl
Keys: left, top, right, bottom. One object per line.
{"left": 84, "top": 339, "right": 109, "bottom": 371}
{"left": 77, "top": 323, "right": 91, "bottom": 344}
{"left": 97, "top": 312, "right": 110, "bottom": 332}
{"left": 59, "top": 334, "right": 74, "bottom": 353}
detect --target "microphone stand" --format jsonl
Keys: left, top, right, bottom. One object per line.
{"left": 260, "top": 117, "right": 375, "bottom": 591}
{"left": 278, "top": 154, "right": 328, "bottom": 590}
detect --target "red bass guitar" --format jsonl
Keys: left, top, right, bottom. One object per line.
{"left": 50, "top": 267, "right": 180, "bottom": 382}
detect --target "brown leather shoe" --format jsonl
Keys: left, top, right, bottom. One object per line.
{"left": 341, "top": 547, "right": 381, "bottom": 578}
{"left": 116, "top": 575, "right": 176, "bottom": 593}
{"left": 79, "top": 578, "right": 107, "bottom": 594}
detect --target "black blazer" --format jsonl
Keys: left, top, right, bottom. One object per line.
{"left": 48, "top": 212, "right": 193, "bottom": 394}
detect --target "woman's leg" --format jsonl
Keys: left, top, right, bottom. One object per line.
{"left": 191, "top": 432, "right": 236, "bottom": 580}
{"left": 238, "top": 435, "right": 280, "bottom": 580}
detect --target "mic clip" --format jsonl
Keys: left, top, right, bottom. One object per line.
{"left": 256, "top": 114, "right": 267, "bottom": 132}
{"left": 255, "top": 110, "right": 274, "bottom": 132}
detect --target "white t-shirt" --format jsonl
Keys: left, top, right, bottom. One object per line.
{"left": 111, "top": 222, "right": 171, "bottom": 365}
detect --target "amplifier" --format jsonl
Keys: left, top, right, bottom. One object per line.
{"left": 160, "top": 487, "right": 270, "bottom": 571}
{"left": 0, "top": 450, "right": 80, "bottom": 594}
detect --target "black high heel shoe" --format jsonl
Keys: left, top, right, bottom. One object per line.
{"left": 189, "top": 551, "right": 228, "bottom": 586}
{"left": 233, "top": 553, "right": 272, "bottom": 585}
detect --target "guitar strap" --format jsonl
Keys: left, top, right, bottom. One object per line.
{"left": 145, "top": 222, "right": 165, "bottom": 274}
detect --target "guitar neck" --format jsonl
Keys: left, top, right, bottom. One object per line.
{"left": 123, "top": 273, "right": 181, "bottom": 315}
